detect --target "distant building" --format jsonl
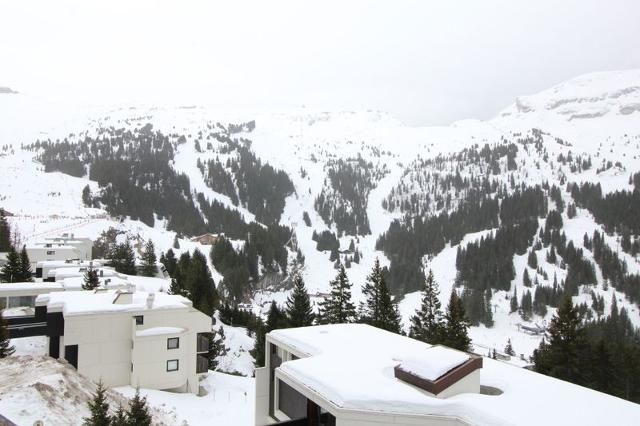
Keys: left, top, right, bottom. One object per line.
{"left": 255, "top": 323, "right": 640, "bottom": 426}
{"left": 26, "top": 234, "right": 93, "bottom": 268}
{"left": 190, "top": 233, "right": 221, "bottom": 245}
{"left": 14, "top": 289, "right": 213, "bottom": 394}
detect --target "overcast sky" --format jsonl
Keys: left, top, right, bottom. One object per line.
{"left": 1, "top": 0, "right": 639, "bottom": 125}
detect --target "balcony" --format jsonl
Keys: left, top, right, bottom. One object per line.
{"left": 196, "top": 354, "right": 208, "bottom": 374}
{"left": 197, "top": 333, "right": 210, "bottom": 353}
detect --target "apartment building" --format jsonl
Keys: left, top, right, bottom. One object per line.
{"left": 255, "top": 323, "right": 640, "bottom": 426}
{"left": 31, "top": 289, "right": 212, "bottom": 394}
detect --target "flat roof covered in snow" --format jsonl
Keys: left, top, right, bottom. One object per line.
{"left": 269, "top": 324, "right": 640, "bottom": 426}
{"left": 36, "top": 290, "right": 191, "bottom": 316}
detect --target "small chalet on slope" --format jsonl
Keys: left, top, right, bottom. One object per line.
{"left": 255, "top": 324, "right": 640, "bottom": 426}
{"left": 15, "top": 288, "right": 213, "bottom": 394}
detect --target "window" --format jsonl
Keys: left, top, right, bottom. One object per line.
{"left": 167, "top": 359, "right": 179, "bottom": 372}
{"left": 46, "top": 250, "right": 55, "bottom": 255}
{"left": 134, "top": 315, "right": 143, "bottom": 325}
{"left": 167, "top": 337, "right": 179, "bottom": 349}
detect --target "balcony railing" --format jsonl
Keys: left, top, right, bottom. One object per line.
{"left": 196, "top": 354, "right": 208, "bottom": 374}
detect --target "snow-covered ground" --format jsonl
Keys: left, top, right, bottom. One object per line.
{"left": 115, "top": 372, "right": 254, "bottom": 426}
{"left": 1, "top": 69, "right": 640, "bottom": 380}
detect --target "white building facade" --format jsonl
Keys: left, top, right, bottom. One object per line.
{"left": 35, "top": 289, "right": 211, "bottom": 394}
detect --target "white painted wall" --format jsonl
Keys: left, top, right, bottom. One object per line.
{"left": 61, "top": 305, "right": 211, "bottom": 394}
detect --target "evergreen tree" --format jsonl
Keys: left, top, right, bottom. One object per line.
{"left": 140, "top": 240, "right": 157, "bottom": 277}
{"left": 83, "top": 381, "right": 111, "bottom": 426}
{"left": 82, "top": 184, "right": 92, "bottom": 207}
{"left": 185, "top": 249, "right": 218, "bottom": 316}
{"left": 520, "top": 290, "right": 533, "bottom": 320}
{"left": 510, "top": 286, "right": 519, "bottom": 313}
{"left": 173, "top": 235, "right": 180, "bottom": 249}
{"left": 266, "top": 301, "right": 288, "bottom": 331}
{"left": 251, "top": 319, "right": 266, "bottom": 367}
{"left": 533, "top": 297, "right": 587, "bottom": 384}
{"left": 318, "top": 266, "right": 356, "bottom": 324}
{"left": 18, "top": 246, "right": 33, "bottom": 282}
{"left": 208, "top": 329, "right": 226, "bottom": 370}
{"left": 443, "top": 290, "right": 471, "bottom": 351}
{"left": 504, "top": 338, "right": 515, "bottom": 356}
{"left": 0, "top": 246, "right": 20, "bottom": 282}
{"left": 359, "top": 258, "right": 402, "bottom": 333}
{"left": 285, "top": 275, "right": 314, "bottom": 327}
{"left": 0, "top": 209, "right": 11, "bottom": 252}
{"left": 409, "top": 270, "right": 445, "bottom": 344}
{"left": 126, "top": 388, "right": 152, "bottom": 426}
{"left": 110, "top": 241, "right": 137, "bottom": 275}
{"left": 523, "top": 268, "right": 532, "bottom": 287}
{"left": 83, "top": 264, "right": 100, "bottom": 290}
{"left": 160, "top": 249, "right": 177, "bottom": 277}
{"left": 527, "top": 250, "right": 538, "bottom": 269}
{"left": 546, "top": 246, "right": 557, "bottom": 264}
{"left": 110, "top": 406, "right": 127, "bottom": 426}
{"left": 0, "top": 316, "right": 15, "bottom": 358}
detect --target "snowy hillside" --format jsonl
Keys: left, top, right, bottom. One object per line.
{"left": 2, "top": 69, "right": 640, "bottom": 364}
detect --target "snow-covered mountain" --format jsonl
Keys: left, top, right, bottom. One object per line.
{"left": 2, "top": 69, "right": 640, "bottom": 361}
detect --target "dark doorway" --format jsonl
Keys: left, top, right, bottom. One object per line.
{"left": 64, "top": 344, "right": 78, "bottom": 369}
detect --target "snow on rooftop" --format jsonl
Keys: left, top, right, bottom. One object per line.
{"left": 398, "top": 346, "right": 470, "bottom": 381}
{"left": 37, "top": 290, "right": 190, "bottom": 316}
{"left": 136, "top": 326, "right": 185, "bottom": 337}
{"left": 271, "top": 324, "right": 640, "bottom": 426}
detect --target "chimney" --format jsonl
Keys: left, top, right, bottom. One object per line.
{"left": 146, "top": 293, "right": 155, "bottom": 309}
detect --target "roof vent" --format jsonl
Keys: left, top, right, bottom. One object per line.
{"left": 146, "top": 293, "right": 155, "bottom": 309}
{"left": 394, "top": 346, "right": 482, "bottom": 398}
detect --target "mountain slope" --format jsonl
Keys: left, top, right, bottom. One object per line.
{"left": 1, "top": 70, "right": 640, "bottom": 362}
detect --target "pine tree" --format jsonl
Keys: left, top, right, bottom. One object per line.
{"left": 510, "top": 286, "right": 519, "bottom": 313}
{"left": 82, "top": 184, "right": 92, "bottom": 207}
{"left": 504, "top": 338, "right": 515, "bottom": 356}
{"left": 523, "top": 268, "right": 532, "bottom": 287}
{"left": 520, "top": 290, "right": 533, "bottom": 320}
{"left": 318, "top": 266, "right": 356, "bottom": 324}
{"left": 140, "top": 240, "right": 157, "bottom": 277}
{"left": 126, "top": 388, "right": 152, "bottom": 426}
{"left": 110, "top": 406, "right": 127, "bottom": 426}
{"left": 83, "top": 264, "right": 100, "bottom": 290}
{"left": 111, "top": 241, "right": 137, "bottom": 275}
{"left": 409, "top": 270, "right": 445, "bottom": 344}
{"left": 285, "top": 275, "right": 314, "bottom": 327}
{"left": 533, "top": 297, "right": 587, "bottom": 384}
{"left": 252, "top": 319, "right": 266, "bottom": 367}
{"left": 186, "top": 249, "right": 218, "bottom": 316}
{"left": 527, "top": 250, "right": 538, "bottom": 269}
{"left": 0, "top": 316, "right": 16, "bottom": 358}
{"left": 359, "top": 258, "right": 401, "bottom": 333}
{"left": 160, "top": 249, "right": 177, "bottom": 276}
{"left": 0, "top": 209, "right": 11, "bottom": 252}
{"left": 83, "top": 381, "right": 111, "bottom": 426}
{"left": 173, "top": 235, "right": 180, "bottom": 249}
{"left": 266, "top": 301, "right": 288, "bottom": 331}
{"left": 18, "top": 246, "right": 33, "bottom": 282}
{"left": 208, "top": 329, "right": 226, "bottom": 370}
{"left": 443, "top": 290, "right": 471, "bottom": 351}
{"left": 0, "top": 246, "right": 20, "bottom": 282}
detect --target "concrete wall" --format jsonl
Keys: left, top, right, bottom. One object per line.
{"left": 62, "top": 306, "right": 211, "bottom": 394}
{"left": 254, "top": 367, "right": 270, "bottom": 425}
{"left": 26, "top": 247, "right": 82, "bottom": 269}
{"left": 63, "top": 314, "right": 133, "bottom": 387}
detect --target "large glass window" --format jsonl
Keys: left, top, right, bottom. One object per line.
{"left": 278, "top": 380, "right": 307, "bottom": 420}
{"left": 167, "top": 359, "right": 179, "bottom": 372}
